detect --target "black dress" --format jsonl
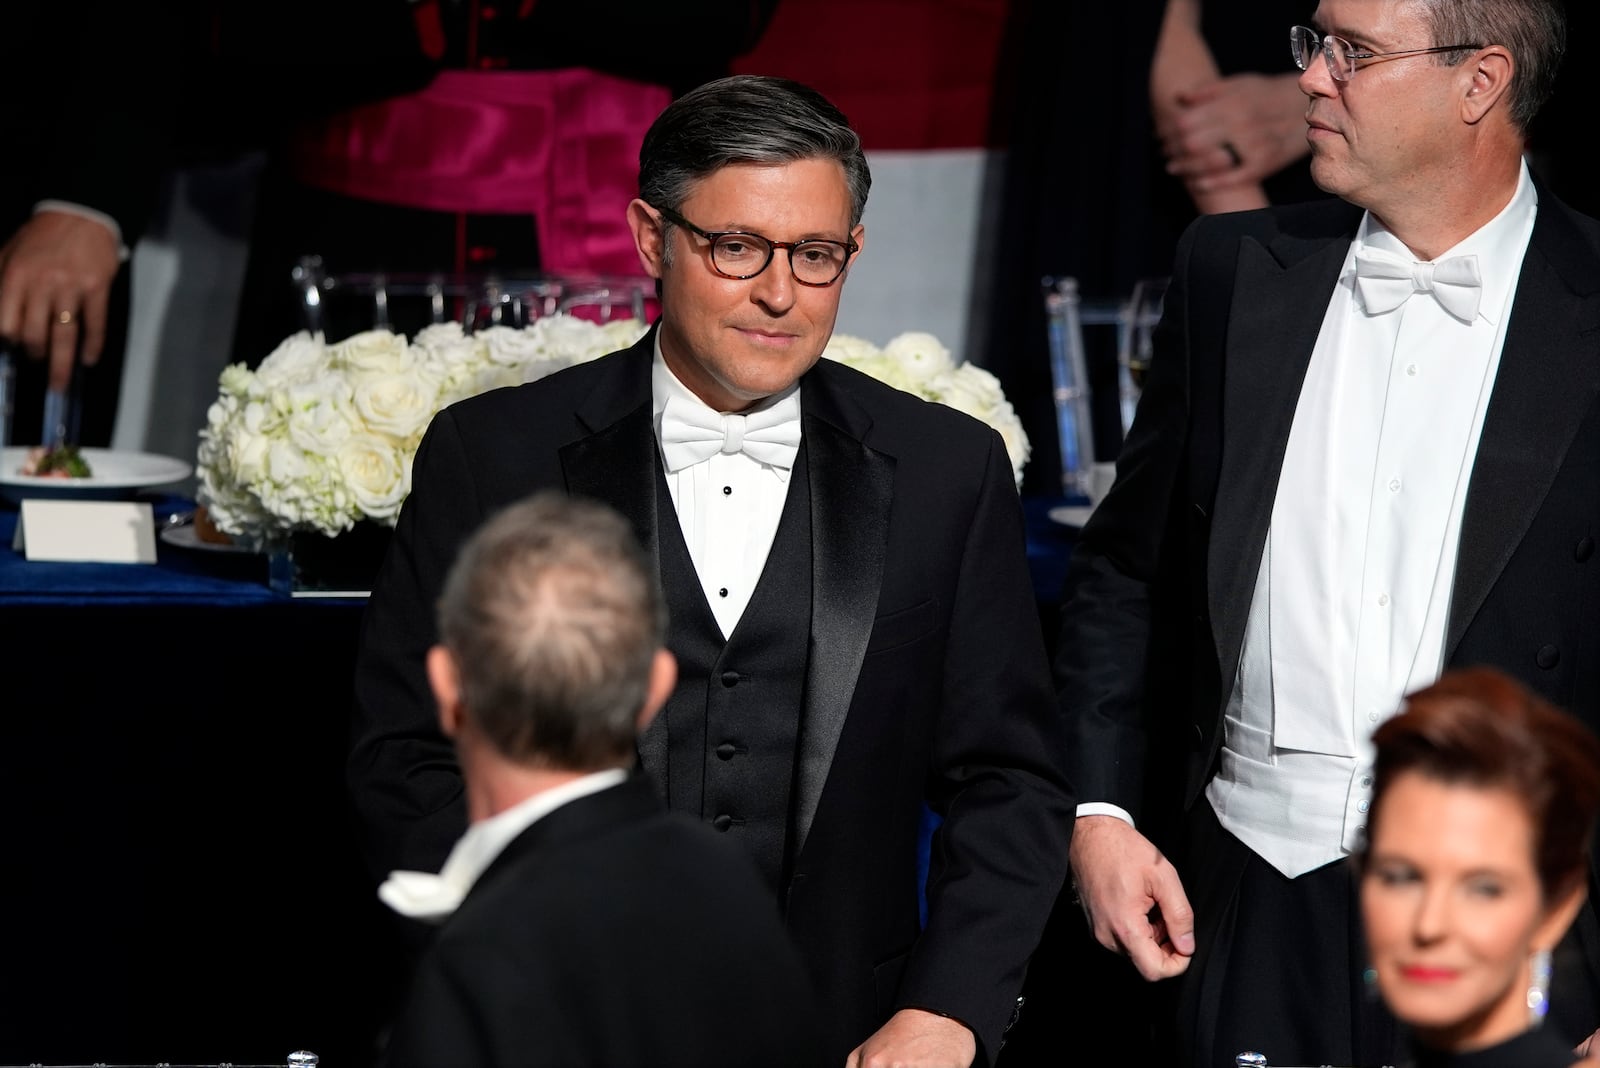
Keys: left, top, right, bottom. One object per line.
{"left": 1411, "top": 1028, "right": 1580, "bottom": 1068}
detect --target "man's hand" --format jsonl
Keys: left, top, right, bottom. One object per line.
{"left": 1576, "top": 1026, "right": 1600, "bottom": 1058}
{"left": 1160, "top": 72, "right": 1311, "bottom": 194}
{"left": 1070, "top": 814, "right": 1195, "bottom": 980}
{"left": 847, "top": 1008, "right": 976, "bottom": 1068}
{"left": 0, "top": 211, "right": 122, "bottom": 391}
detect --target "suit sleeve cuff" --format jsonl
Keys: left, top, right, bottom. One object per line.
{"left": 33, "top": 200, "right": 131, "bottom": 262}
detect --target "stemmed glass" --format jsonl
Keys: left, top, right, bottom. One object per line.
{"left": 1117, "top": 277, "right": 1169, "bottom": 434}
{"left": 463, "top": 282, "right": 528, "bottom": 333}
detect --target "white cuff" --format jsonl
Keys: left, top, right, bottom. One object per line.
{"left": 32, "top": 200, "right": 131, "bottom": 262}
{"left": 1076, "top": 801, "right": 1136, "bottom": 827}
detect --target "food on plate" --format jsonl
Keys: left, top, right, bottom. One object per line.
{"left": 193, "top": 505, "right": 235, "bottom": 546}
{"left": 19, "top": 444, "right": 92, "bottom": 479}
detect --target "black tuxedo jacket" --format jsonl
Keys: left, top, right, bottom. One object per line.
{"left": 351, "top": 330, "right": 1075, "bottom": 1062}
{"left": 1056, "top": 185, "right": 1600, "bottom": 824}
{"left": 382, "top": 777, "right": 823, "bottom": 1067}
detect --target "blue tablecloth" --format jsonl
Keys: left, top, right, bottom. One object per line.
{"left": 0, "top": 495, "right": 368, "bottom": 605}
{"left": 2, "top": 493, "right": 1078, "bottom": 607}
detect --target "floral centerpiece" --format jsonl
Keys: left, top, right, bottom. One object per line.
{"left": 822, "top": 330, "right": 1029, "bottom": 487}
{"left": 197, "top": 317, "right": 1029, "bottom": 547}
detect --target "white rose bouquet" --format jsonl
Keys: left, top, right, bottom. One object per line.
{"left": 824, "top": 331, "right": 1030, "bottom": 487}
{"left": 197, "top": 314, "right": 649, "bottom": 544}
{"left": 199, "top": 319, "right": 1029, "bottom": 545}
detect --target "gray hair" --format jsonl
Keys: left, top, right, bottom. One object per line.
{"left": 639, "top": 74, "right": 872, "bottom": 236}
{"left": 1415, "top": 0, "right": 1565, "bottom": 132}
{"left": 435, "top": 493, "right": 665, "bottom": 771}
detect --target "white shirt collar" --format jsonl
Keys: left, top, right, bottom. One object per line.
{"left": 378, "top": 767, "right": 629, "bottom": 922}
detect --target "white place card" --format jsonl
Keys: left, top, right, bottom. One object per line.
{"left": 13, "top": 500, "right": 157, "bottom": 564}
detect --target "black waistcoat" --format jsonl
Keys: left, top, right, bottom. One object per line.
{"left": 646, "top": 448, "right": 814, "bottom": 896}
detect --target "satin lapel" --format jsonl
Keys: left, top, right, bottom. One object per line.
{"left": 557, "top": 339, "right": 667, "bottom": 777}
{"left": 559, "top": 335, "right": 659, "bottom": 566}
{"left": 1446, "top": 212, "right": 1600, "bottom": 658}
{"left": 793, "top": 364, "right": 894, "bottom": 857}
{"left": 1208, "top": 232, "right": 1351, "bottom": 685}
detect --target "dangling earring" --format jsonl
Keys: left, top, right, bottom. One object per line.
{"left": 1527, "top": 948, "right": 1553, "bottom": 1027}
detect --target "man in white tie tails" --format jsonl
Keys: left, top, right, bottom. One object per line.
{"left": 352, "top": 75, "right": 1074, "bottom": 1067}
{"left": 1055, "top": 1, "right": 1600, "bottom": 1065}
{"left": 379, "top": 493, "right": 821, "bottom": 1067}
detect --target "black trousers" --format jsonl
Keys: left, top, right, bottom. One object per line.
{"left": 1174, "top": 799, "right": 1403, "bottom": 1068}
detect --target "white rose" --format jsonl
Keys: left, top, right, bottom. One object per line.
{"left": 529, "top": 314, "right": 602, "bottom": 357}
{"left": 936, "top": 364, "right": 1006, "bottom": 416}
{"left": 823, "top": 333, "right": 882, "bottom": 366}
{"left": 285, "top": 376, "right": 359, "bottom": 454}
{"left": 242, "top": 397, "right": 286, "bottom": 438}
{"left": 412, "top": 322, "right": 486, "bottom": 379}
{"left": 847, "top": 353, "right": 918, "bottom": 394}
{"left": 217, "top": 362, "right": 256, "bottom": 399}
{"left": 595, "top": 316, "right": 650, "bottom": 354}
{"left": 336, "top": 434, "right": 410, "bottom": 522}
{"left": 350, "top": 367, "right": 443, "bottom": 440}
{"left": 254, "top": 331, "right": 328, "bottom": 390}
{"left": 884, "top": 331, "right": 955, "bottom": 382}
{"left": 330, "top": 329, "right": 413, "bottom": 374}
{"left": 266, "top": 438, "right": 315, "bottom": 484}
{"left": 479, "top": 324, "right": 545, "bottom": 368}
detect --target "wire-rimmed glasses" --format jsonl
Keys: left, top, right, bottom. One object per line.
{"left": 1290, "top": 25, "right": 1481, "bottom": 82}
{"left": 652, "top": 204, "right": 857, "bottom": 287}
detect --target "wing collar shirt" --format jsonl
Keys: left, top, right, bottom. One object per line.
{"left": 378, "top": 768, "right": 628, "bottom": 922}
{"left": 652, "top": 333, "right": 800, "bottom": 639}
{"left": 1205, "top": 161, "right": 1538, "bottom": 878}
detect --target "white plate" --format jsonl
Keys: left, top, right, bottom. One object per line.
{"left": 159, "top": 522, "right": 258, "bottom": 555}
{"left": 1048, "top": 504, "right": 1098, "bottom": 529}
{"left": 0, "top": 447, "right": 192, "bottom": 501}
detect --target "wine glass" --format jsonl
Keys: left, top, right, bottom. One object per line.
{"left": 1117, "top": 277, "right": 1169, "bottom": 434}
{"left": 463, "top": 282, "right": 526, "bottom": 333}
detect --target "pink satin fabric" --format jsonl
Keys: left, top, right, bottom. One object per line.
{"left": 286, "top": 69, "right": 670, "bottom": 276}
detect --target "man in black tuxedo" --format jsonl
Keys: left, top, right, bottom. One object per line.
{"left": 380, "top": 493, "right": 820, "bottom": 1067}
{"left": 351, "top": 75, "right": 1074, "bottom": 1066}
{"left": 1056, "top": 2, "right": 1600, "bottom": 1066}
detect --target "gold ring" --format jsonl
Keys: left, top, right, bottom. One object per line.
{"left": 56, "top": 310, "right": 75, "bottom": 326}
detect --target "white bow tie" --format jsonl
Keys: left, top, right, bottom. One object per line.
{"left": 378, "top": 868, "right": 468, "bottom": 924}
{"left": 659, "top": 393, "right": 802, "bottom": 473}
{"left": 1353, "top": 247, "right": 1483, "bottom": 322}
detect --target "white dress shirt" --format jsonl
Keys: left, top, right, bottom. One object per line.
{"left": 652, "top": 336, "right": 799, "bottom": 638}
{"left": 1205, "top": 162, "right": 1538, "bottom": 877}
{"left": 378, "top": 768, "right": 628, "bottom": 922}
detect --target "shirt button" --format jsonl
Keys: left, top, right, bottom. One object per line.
{"left": 1368, "top": 711, "right": 1379, "bottom": 723}
{"left": 720, "top": 671, "right": 741, "bottom": 687}
{"left": 723, "top": 485, "right": 733, "bottom": 496}
{"left": 1357, "top": 799, "right": 1370, "bottom": 813}
{"left": 718, "top": 587, "right": 729, "bottom": 598}
{"left": 1406, "top": 364, "right": 1418, "bottom": 377}
{"left": 715, "top": 742, "right": 740, "bottom": 761}
{"left": 712, "top": 814, "right": 734, "bottom": 832}
{"left": 1377, "top": 593, "right": 1389, "bottom": 607}
{"left": 1361, "top": 776, "right": 1372, "bottom": 787}
{"left": 1388, "top": 478, "right": 1401, "bottom": 493}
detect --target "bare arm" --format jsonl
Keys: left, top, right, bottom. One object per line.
{"left": 1151, "top": 0, "right": 1287, "bottom": 214}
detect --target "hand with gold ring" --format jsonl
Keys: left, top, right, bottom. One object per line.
{"left": 0, "top": 209, "right": 121, "bottom": 393}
